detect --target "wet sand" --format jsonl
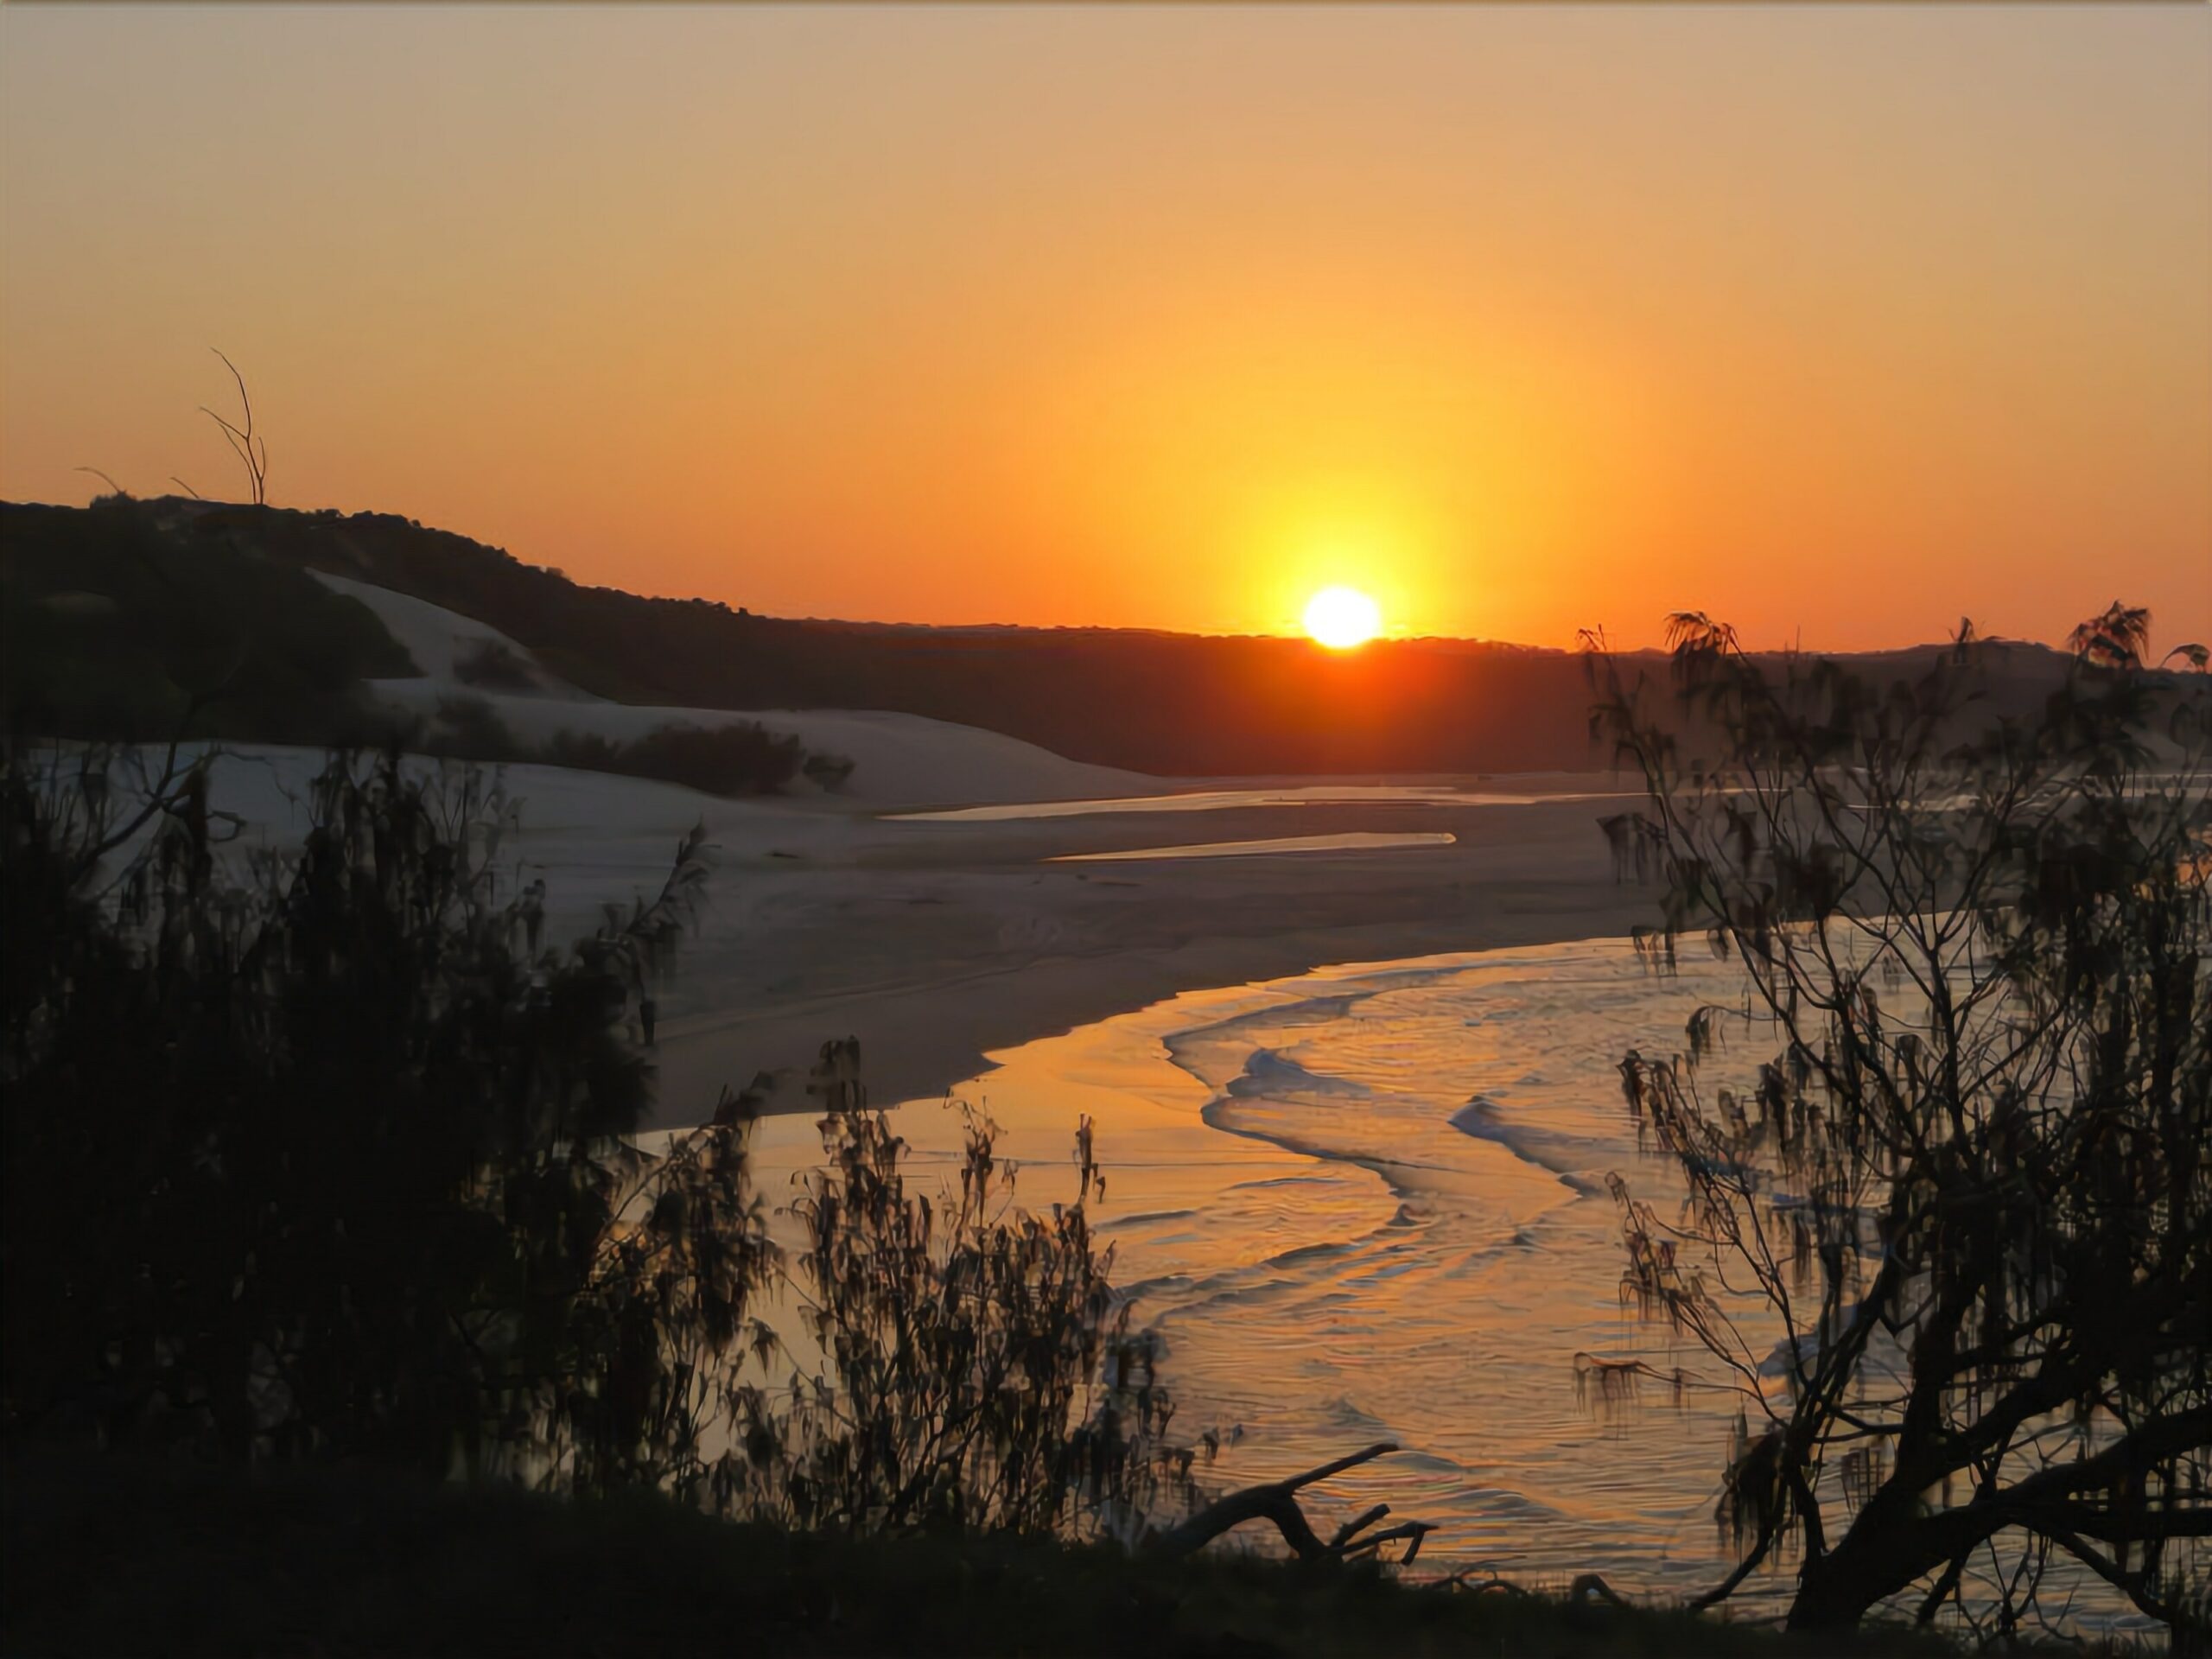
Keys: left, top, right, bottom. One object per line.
{"left": 644, "top": 783, "right": 1664, "bottom": 1123}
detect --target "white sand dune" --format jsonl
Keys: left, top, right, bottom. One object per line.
{"left": 314, "top": 571, "right": 596, "bottom": 701}
{"left": 370, "top": 685, "right": 1154, "bottom": 810}
{"left": 316, "top": 571, "right": 1151, "bottom": 808}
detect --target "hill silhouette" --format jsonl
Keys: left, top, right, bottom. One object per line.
{"left": 6, "top": 497, "right": 2080, "bottom": 775}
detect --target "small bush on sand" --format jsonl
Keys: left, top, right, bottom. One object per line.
{"left": 423, "top": 693, "right": 523, "bottom": 761}
{"left": 0, "top": 498, "right": 412, "bottom": 745}
{"left": 545, "top": 720, "right": 808, "bottom": 797}
{"left": 416, "top": 710, "right": 824, "bottom": 798}
{"left": 452, "top": 637, "right": 540, "bottom": 693}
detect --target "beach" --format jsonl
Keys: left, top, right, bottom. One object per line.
{"left": 166, "top": 736, "right": 1660, "bottom": 1123}
{"left": 645, "top": 781, "right": 1662, "bottom": 1122}
{"left": 251, "top": 575, "right": 1669, "bottom": 1122}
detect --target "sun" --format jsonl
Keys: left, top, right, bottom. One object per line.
{"left": 1303, "top": 586, "right": 1382, "bottom": 649}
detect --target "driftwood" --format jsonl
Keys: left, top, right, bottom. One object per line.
{"left": 1428, "top": 1567, "right": 1628, "bottom": 1607}
{"left": 1151, "top": 1441, "right": 1437, "bottom": 1566}
{"left": 1567, "top": 1573, "right": 1627, "bottom": 1606}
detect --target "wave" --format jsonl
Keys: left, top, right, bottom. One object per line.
{"left": 1158, "top": 958, "right": 1510, "bottom": 1057}
{"left": 1448, "top": 1096, "right": 1608, "bottom": 1195}
{"left": 1225, "top": 1173, "right": 1355, "bottom": 1194}
{"left": 1109, "top": 1207, "right": 1198, "bottom": 1228}
{"left": 1199, "top": 1098, "right": 1482, "bottom": 1201}
{"left": 1224, "top": 1047, "right": 1375, "bottom": 1101}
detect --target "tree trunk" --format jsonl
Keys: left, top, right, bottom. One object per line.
{"left": 1786, "top": 1553, "right": 1887, "bottom": 1632}
{"left": 1784, "top": 1498, "right": 1963, "bottom": 1631}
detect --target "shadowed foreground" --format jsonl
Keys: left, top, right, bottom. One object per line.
{"left": 1, "top": 1456, "right": 1951, "bottom": 1659}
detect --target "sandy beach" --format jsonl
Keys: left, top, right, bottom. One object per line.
{"left": 643, "top": 782, "right": 1663, "bottom": 1122}
{"left": 169, "top": 736, "right": 1661, "bottom": 1125}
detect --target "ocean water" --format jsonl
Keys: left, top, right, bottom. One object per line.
{"left": 745, "top": 939, "right": 1782, "bottom": 1599}
{"left": 740, "top": 936, "right": 2163, "bottom": 1637}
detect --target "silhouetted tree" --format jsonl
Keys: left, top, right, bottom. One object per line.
{"left": 1586, "top": 609, "right": 2212, "bottom": 1640}
{"left": 0, "top": 742, "right": 768, "bottom": 1477}
{"left": 2067, "top": 601, "right": 2153, "bottom": 672}
{"left": 732, "top": 1106, "right": 1192, "bottom": 1541}
{"left": 2, "top": 743, "right": 1190, "bottom": 1544}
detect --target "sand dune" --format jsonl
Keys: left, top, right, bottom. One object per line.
{"left": 318, "top": 571, "right": 1152, "bottom": 808}
{"left": 315, "top": 570, "right": 595, "bottom": 701}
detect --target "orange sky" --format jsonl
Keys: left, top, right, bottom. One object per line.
{"left": 3, "top": 6, "right": 2207, "bottom": 651}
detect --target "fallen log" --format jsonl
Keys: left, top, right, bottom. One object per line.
{"left": 1568, "top": 1572, "right": 1626, "bottom": 1607}
{"left": 1150, "top": 1441, "right": 1437, "bottom": 1565}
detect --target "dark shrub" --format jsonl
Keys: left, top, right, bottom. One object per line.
{"left": 452, "top": 638, "right": 540, "bottom": 693}
{"left": 0, "top": 499, "right": 413, "bottom": 744}
{"left": 2, "top": 744, "right": 1166, "bottom": 1540}
{"left": 802, "top": 750, "right": 856, "bottom": 792}
{"left": 546, "top": 721, "right": 805, "bottom": 797}
{"left": 0, "top": 743, "right": 768, "bottom": 1478}
{"left": 423, "top": 694, "right": 523, "bottom": 760}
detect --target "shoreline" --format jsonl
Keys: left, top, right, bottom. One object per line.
{"left": 646, "top": 786, "right": 1665, "bottom": 1124}
{"left": 122, "top": 741, "right": 1663, "bottom": 1128}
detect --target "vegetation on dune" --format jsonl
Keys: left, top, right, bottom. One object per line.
{"left": 1584, "top": 610, "right": 2212, "bottom": 1639}
{"left": 0, "top": 497, "right": 846, "bottom": 794}
{"left": 450, "top": 635, "right": 543, "bottom": 693}
{"left": 0, "top": 499, "right": 413, "bottom": 745}
{"left": 424, "top": 698, "right": 828, "bottom": 796}
{"left": 542, "top": 720, "right": 813, "bottom": 798}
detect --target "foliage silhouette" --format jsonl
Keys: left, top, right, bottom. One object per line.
{"left": 734, "top": 1106, "right": 1189, "bottom": 1540}
{"left": 451, "top": 638, "right": 541, "bottom": 693}
{"left": 1585, "top": 609, "right": 2212, "bottom": 1638}
{"left": 543, "top": 721, "right": 810, "bottom": 798}
{"left": 1, "top": 742, "right": 753, "bottom": 1478}
{"left": 199, "top": 351, "right": 270, "bottom": 508}
{"left": 2, "top": 745, "right": 1177, "bottom": 1544}
{"left": 0, "top": 499, "right": 412, "bottom": 744}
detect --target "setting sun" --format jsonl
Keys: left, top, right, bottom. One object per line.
{"left": 1303, "top": 586, "right": 1382, "bottom": 649}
